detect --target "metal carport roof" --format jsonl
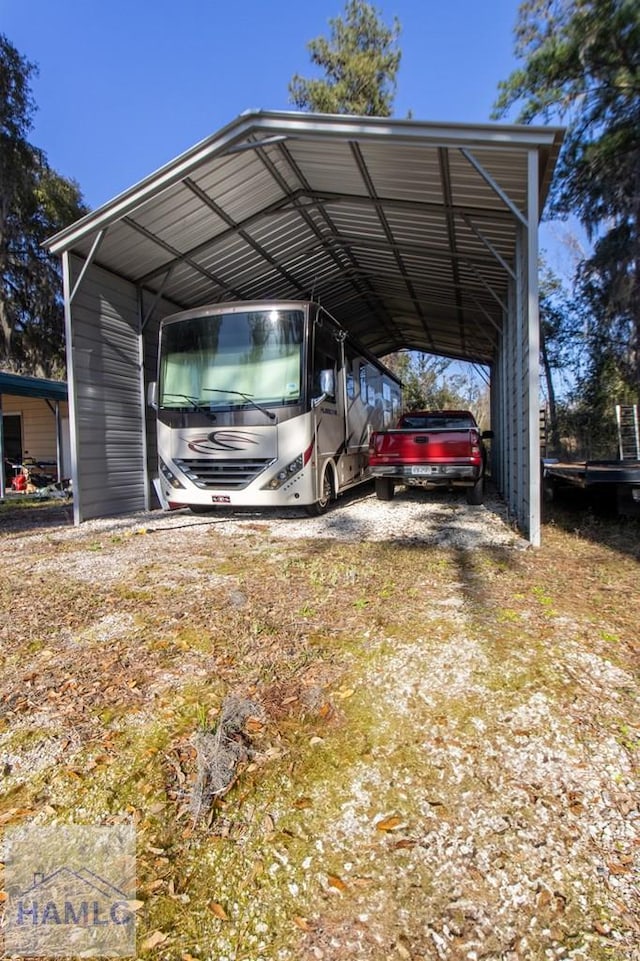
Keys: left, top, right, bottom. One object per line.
{"left": 46, "top": 110, "right": 563, "bottom": 542}
{"left": 48, "top": 110, "right": 562, "bottom": 365}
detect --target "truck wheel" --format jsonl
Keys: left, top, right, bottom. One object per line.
{"left": 466, "top": 476, "right": 484, "bottom": 506}
{"left": 375, "top": 478, "right": 395, "bottom": 501}
{"left": 305, "top": 467, "right": 333, "bottom": 516}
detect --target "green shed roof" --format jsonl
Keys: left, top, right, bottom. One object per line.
{"left": 0, "top": 372, "right": 68, "bottom": 401}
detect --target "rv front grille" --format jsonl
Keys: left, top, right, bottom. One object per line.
{"left": 174, "top": 457, "right": 274, "bottom": 490}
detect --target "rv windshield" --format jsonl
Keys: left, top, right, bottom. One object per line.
{"left": 159, "top": 309, "right": 304, "bottom": 410}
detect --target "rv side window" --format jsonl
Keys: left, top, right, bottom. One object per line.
{"left": 359, "top": 365, "right": 367, "bottom": 401}
{"left": 344, "top": 345, "right": 359, "bottom": 399}
{"left": 346, "top": 372, "right": 355, "bottom": 399}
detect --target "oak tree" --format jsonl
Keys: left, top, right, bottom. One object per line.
{"left": 0, "top": 33, "right": 87, "bottom": 377}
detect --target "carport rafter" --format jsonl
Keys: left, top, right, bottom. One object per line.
{"left": 183, "top": 177, "right": 309, "bottom": 296}
{"left": 349, "top": 140, "right": 437, "bottom": 354}
{"left": 136, "top": 191, "right": 307, "bottom": 287}
{"left": 438, "top": 147, "right": 467, "bottom": 357}
{"left": 263, "top": 138, "right": 406, "bottom": 348}
{"left": 302, "top": 189, "right": 518, "bottom": 224}
{"left": 122, "top": 216, "right": 245, "bottom": 300}
{"left": 320, "top": 230, "right": 506, "bottom": 272}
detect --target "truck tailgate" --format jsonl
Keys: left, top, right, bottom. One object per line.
{"left": 370, "top": 429, "right": 478, "bottom": 462}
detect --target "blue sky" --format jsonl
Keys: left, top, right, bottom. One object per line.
{"left": 3, "top": 0, "right": 524, "bottom": 210}
{"left": 4, "top": 0, "right": 583, "bottom": 397}
{"left": 3, "top": 0, "right": 582, "bottom": 303}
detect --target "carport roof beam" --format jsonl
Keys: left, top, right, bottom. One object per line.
{"left": 123, "top": 215, "right": 245, "bottom": 300}
{"left": 460, "top": 148, "right": 529, "bottom": 228}
{"left": 183, "top": 177, "right": 308, "bottom": 295}
{"left": 466, "top": 262, "right": 509, "bottom": 316}
{"left": 264, "top": 137, "right": 404, "bottom": 347}
{"left": 141, "top": 265, "right": 176, "bottom": 331}
{"left": 69, "top": 228, "right": 106, "bottom": 303}
{"left": 460, "top": 213, "right": 517, "bottom": 282}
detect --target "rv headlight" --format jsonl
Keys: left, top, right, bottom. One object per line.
{"left": 159, "top": 457, "right": 185, "bottom": 489}
{"left": 263, "top": 453, "right": 304, "bottom": 490}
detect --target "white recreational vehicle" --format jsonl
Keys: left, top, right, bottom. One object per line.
{"left": 149, "top": 300, "right": 401, "bottom": 514}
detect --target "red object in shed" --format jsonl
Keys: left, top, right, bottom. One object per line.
{"left": 12, "top": 473, "right": 27, "bottom": 492}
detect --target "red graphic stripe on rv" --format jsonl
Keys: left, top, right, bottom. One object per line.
{"left": 303, "top": 439, "right": 315, "bottom": 465}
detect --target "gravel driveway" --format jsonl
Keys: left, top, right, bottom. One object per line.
{"left": 1, "top": 482, "right": 523, "bottom": 549}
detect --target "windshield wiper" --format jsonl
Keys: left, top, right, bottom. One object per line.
{"left": 161, "top": 393, "right": 215, "bottom": 416}
{"left": 202, "top": 388, "right": 277, "bottom": 422}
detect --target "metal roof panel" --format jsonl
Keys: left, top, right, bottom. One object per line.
{"left": 47, "top": 110, "right": 563, "bottom": 362}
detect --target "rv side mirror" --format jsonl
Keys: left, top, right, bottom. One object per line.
{"left": 482, "top": 429, "right": 494, "bottom": 440}
{"left": 319, "top": 368, "right": 335, "bottom": 399}
{"left": 147, "top": 381, "right": 158, "bottom": 409}
{"left": 312, "top": 368, "right": 336, "bottom": 408}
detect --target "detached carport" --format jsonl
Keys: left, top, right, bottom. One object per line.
{"left": 46, "top": 110, "right": 563, "bottom": 544}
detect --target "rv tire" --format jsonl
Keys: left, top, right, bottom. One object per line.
{"left": 305, "top": 466, "right": 333, "bottom": 516}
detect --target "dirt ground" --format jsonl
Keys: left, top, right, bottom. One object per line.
{"left": 0, "top": 487, "right": 639, "bottom": 960}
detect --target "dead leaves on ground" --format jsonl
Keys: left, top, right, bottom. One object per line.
{"left": 208, "top": 901, "right": 229, "bottom": 921}
{"left": 140, "top": 929, "right": 169, "bottom": 951}
{"left": 375, "top": 814, "right": 404, "bottom": 832}
{"left": 327, "top": 874, "right": 348, "bottom": 892}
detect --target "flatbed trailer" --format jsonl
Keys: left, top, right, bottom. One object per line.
{"left": 543, "top": 459, "right": 640, "bottom": 516}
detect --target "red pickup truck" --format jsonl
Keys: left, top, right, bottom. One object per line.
{"left": 368, "top": 409, "right": 493, "bottom": 505}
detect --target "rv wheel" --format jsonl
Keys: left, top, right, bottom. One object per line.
{"left": 305, "top": 467, "right": 333, "bottom": 516}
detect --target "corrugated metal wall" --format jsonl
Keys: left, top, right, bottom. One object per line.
{"left": 65, "top": 256, "right": 148, "bottom": 521}
{"left": 489, "top": 214, "right": 540, "bottom": 543}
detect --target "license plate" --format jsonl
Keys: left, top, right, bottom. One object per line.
{"left": 411, "top": 466, "right": 437, "bottom": 475}
{"left": 211, "top": 495, "right": 231, "bottom": 503}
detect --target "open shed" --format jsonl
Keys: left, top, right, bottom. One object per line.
{"left": 46, "top": 110, "right": 563, "bottom": 544}
{"left": 0, "top": 372, "right": 70, "bottom": 498}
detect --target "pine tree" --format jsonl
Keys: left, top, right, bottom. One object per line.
{"left": 494, "top": 0, "right": 640, "bottom": 400}
{"left": 289, "top": 0, "right": 401, "bottom": 117}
